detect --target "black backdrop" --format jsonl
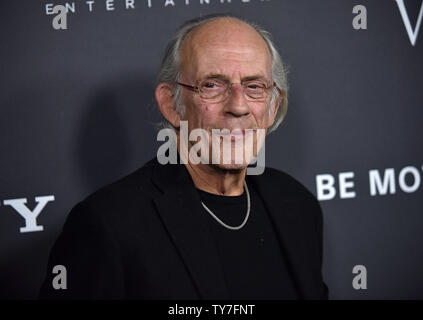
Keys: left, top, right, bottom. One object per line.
{"left": 1, "top": 0, "right": 422, "bottom": 299}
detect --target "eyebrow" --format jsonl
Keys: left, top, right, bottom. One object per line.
{"left": 202, "top": 74, "right": 229, "bottom": 81}
{"left": 242, "top": 75, "right": 269, "bottom": 82}
{"left": 201, "top": 73, "right": 270, "bottom": 82}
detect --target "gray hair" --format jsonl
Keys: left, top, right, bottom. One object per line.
{"left": 156, "top": 13, "right": 288, "bottom": 134}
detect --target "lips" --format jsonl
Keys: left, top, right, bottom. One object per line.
{"left": 213, "top": 128, "right": 256, "bottom": 135}
{"left": 212, "top": 129, "right": 257, "bottom": 143}
{"left": 218, "top": 129, "right": 244, "bottom": 135}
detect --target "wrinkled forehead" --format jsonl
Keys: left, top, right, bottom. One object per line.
{"left": 179, "top": 18, "right": 272, "bottom": 78}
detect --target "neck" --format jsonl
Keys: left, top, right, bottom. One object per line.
{"left": 184, "top": 161, "right": 246, "bottom": 196}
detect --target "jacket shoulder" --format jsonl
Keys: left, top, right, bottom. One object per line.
{"left": 82, "top": 158, "right": 158, "bottom": 206}
{"left": 256, "top": 166, "right": 318, "bottom": 203}
{"left": 66, "top": 158, "right": 161, "bottom": 230}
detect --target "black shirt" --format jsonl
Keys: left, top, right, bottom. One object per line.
{"left": 196, "top": 179, "right": 299, "bottom": 299}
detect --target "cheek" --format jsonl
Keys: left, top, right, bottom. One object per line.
{"left": 186, "top": 97, "right": 219, "bottom": 128}
{"left": 251, "top": 104, "right": 271, "bottom": 126}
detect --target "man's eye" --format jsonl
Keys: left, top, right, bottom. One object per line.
{"left": 201, "top": 80, "right": 225, "bottom": 90}
{"left": 204, "top": 82, "right": 216, "bottom": 88}
{"left": 246, "top": 82, "right": 266, "bottom": 90}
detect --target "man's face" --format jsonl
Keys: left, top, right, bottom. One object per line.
{"left": 178, "top": 18, "right": 278, "bottom": 170}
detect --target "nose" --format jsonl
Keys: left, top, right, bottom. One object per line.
{"left": 224, "top": 83, "right": 251, "bottom": 117}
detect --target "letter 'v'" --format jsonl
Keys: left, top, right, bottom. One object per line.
{"left": 394, "top": 0, "right": 423, "bottom": 46}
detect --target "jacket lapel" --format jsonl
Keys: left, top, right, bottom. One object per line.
{"left": 150, "top": 160, "right": 229, "bottom": 299}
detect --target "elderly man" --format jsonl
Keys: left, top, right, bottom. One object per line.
{"left": 39, "top": 14, "right": 328, "bottom": 300}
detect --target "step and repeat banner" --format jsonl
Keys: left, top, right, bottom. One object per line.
{"left": 0, "top": 0, "right": 422, "bottom": 299}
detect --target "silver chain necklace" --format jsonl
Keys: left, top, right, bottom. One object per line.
{"left": 200, "top": 181, "right": 250, "bottom": 230}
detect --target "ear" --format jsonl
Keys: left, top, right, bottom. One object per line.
{"left": 267, "top": 90, "right": 284, "bottom": 129}
{"left": 155, "top": 82, "right": 181, "bottom": 128}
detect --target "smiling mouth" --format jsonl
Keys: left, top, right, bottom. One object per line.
{"left": 213, "top": 128, "right": 256, "bottom": 135}
{"left": 212, "top": 129, "right": 257, "bottom": 142}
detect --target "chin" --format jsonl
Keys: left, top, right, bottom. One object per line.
{"left": 212, "top": 162, "right": 249, "bottom": 172}
{"left": 207, "top": 147, "right": 256, "bottom": 172}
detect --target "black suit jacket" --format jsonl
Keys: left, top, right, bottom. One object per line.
{"left": 39, "top": 158, "right": 328, "bottom": 299}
